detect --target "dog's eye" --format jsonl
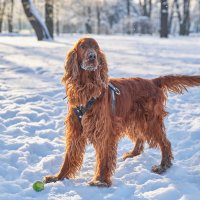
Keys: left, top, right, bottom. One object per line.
{"left": 94, "top": 45, "right": 99, "bottom": 50}
{"left": 80, "top": 44, "right": 85, "bottom": 49}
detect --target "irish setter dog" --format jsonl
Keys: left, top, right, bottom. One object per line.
{"left": 44, "top": 37, "right": 200, "bottom": 187}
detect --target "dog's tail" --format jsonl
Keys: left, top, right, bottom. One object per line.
{"left": 153, "top": 75, "right": 200, "bottom": 94}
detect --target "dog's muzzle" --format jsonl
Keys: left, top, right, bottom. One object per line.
{"left": 80, "top": 63, "right": 98, "bottom": 71}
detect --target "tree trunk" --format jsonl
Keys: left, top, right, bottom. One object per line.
{"left": 179, "top": 0, "right": 190, "bottom": 35}
{"left": 85, "top": 6, "right": 92, "bottom": 34}
{"left": 160, "top": 0, "right": 168, "bottom": 38}
{"left": 18, "top": 5, "right": 22, "bottom": 31}
{"left": 7, "top": 0, "right": 14, "bottom": 33}
{"left": 143, "top": 0, "right": 148, "bottom": 16}
{"left": 139, "top": 0, "right": 152, "bottom": 17}
{"left": 127, "top": 0, "right": 130, "bottom": 17}
{"left": 96, "top": 5, "right": 100, "bottom": 34}
{"left": 126, "top": 0, "right": 131, "bottom": 34}
{"left": 198, "top": 0, "right": 200, "bottom": 32}
{"left": 174, "top": 0, "right": 182, "bottom": 23}
{"left": 168, "top": 0, "right": 175, "bottom": 34}
{"left": 148, "top": 0, "right": 152, "bottom": 18}
{"left": 21, "top": 0, "right": 51, "bottom": 40}
{"left": 0, "top": 0, "right": 7, "bottom": 33}
{"left": 55, "top": 1, "right": 59, "bottom": 36}
{"left": 45, "top": 0, "right": 53, "bottom": 38}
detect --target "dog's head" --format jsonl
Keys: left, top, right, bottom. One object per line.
{"left": 77, "top": 37, "right": 100, "bottom": 72}
{"left": 62, "top": 37, "right": 108, "bottom": 87}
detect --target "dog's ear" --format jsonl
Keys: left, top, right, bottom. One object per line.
{"left": 61, "top": 49, "right": 79, "bottom": 84}
{"left": 99, "top": 50, "right": 108, "bottom": 87}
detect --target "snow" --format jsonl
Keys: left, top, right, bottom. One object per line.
{"left": 0, "top": 34, "right": 200, "bottom": 200}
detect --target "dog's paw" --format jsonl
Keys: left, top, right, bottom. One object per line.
{"left": 123, "top": 151, "right": 141, "bottom": 161}
{"left": 88, "top": 180, "right": 110, "bottom": 187}
{"left": 122, "top": 152, "right": 134, "bottom": 160}
{"left": 43, "top": 175, "right": 59, "bottom": 184}
{"left": 151, "top": 165, "right": 166, "bottom": 174}
{"left": 151, "top": 163, "right": 172, "bottom": 174}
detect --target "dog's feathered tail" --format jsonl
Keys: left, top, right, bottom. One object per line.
{"left": 153, "top": 75, "right": 200, "bottom": 94}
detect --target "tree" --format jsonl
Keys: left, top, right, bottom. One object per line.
{"left": 174, "top": 0, "right": 190, "bottom": 35}
{"left": 139, "top": 0, "right": 152, "bottom": 18}
{"left": 85, "top": 6, "right": 92, "bottom": 33}
{"left": 7, "top": 0, "right": 14, "bottom": 33}
{"left": 197, "top": 0, "right": 200, "bottom": 32}
{"left": 160, "top": 0, "right": 168, "bottom": 38}
{"left": 0, "top": 0, "right": 6, "bottom": 32}
{"left": 96, "top": 4, "right": 101, "bottom": 34}
{"left": 168, "top": 0, "right": 175, "bottom": 34}
{"left": 55, "top": 1, "right": 60, "bottom": 36}
{"left": 180, "top": 0, "right": 190, "bottom": 35}
{"left": 126, "top": 0, "right": 131, "bottom": 34}
{"left": 45, "top": 0, "right": 53, "bottom": 38}
{"left": 126, "top": 0, "right": 130, "bottom": 17}
{"left": 21, "top": 0, "right": 51, "bottom": 40}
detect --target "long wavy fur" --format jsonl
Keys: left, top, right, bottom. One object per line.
{"left": 44, "top": 38, "right": 200, "bottom": 186}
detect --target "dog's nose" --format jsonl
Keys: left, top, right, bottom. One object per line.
{"left": 88, "top": 52, "right": 96, "bottom": 61}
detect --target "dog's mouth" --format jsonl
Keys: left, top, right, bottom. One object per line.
{"left": 81, "top": 61, "right": 98, "bottom": 71}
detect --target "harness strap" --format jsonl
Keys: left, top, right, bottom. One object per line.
{"left": 108, "top": 83, "right": 120, "bottom": 95}
{"left": 108, "top": 83, "right": 120, "bottom": 114}
{"left": 72, "top": 82, "right": 120, "bottom": 123}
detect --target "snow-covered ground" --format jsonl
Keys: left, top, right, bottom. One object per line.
{"left": 0, "top": 34, "right": 200, "bottom": 200}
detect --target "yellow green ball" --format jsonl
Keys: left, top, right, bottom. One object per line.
{"left": 33, "top": 181, "right": 44, "bottom": 192}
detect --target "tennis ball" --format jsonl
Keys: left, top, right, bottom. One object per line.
{"left": 33, "top": 181, "right": 44, "bottom": 192}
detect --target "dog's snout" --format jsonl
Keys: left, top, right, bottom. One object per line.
{"left": 88, "top": 52, "right": 96, "bottom": 61}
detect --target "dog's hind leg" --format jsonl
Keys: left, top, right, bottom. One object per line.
{"left": 123, "top": 138, "right": 144, "bottom": 160}
{"left": 151, "top": 123, "right": 173, "bottom": 174}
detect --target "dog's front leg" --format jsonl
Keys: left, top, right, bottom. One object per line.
{"left": 89, "top": 136, "right": 118, "bottom": 187}
{"left": 44, "top": 113, "right": 86, "bottom": 183}
{"left": 44, "top": 133, "right": 86, "bottom": 183}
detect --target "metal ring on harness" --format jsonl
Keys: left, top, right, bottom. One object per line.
{"left": 115, "top": 88, "right": 120, "bottom": 95}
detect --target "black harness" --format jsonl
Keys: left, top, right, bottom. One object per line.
{"left": 73, "top": 97, "right": 96, "bottom": 122}
{"left": 73, "top": 83, "right": 120, "bottom": 123}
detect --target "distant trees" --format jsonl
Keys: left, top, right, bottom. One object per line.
{"left": 175, "top": 0, "right": 190, "bottom": 35}
{"left": 139, "top": 0, "right": 152, "bottom": 18}
{"left": 136, "top": 0, "right": 153, "bottom": 34}
{"left": 0, "top": 0, "right": 199, "bottom": 38}
{"left": 168, "top": 0, "right": 191, "bottom": 36}
{"left": 0, "top": 0, "right": 6, "bottom": 32}
{"left": 0, "top": 0, "right": 14, "bottom": 33}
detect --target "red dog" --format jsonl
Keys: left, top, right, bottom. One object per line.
{"left": 44, "top": 38, "right": 200, "bottom": 187}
